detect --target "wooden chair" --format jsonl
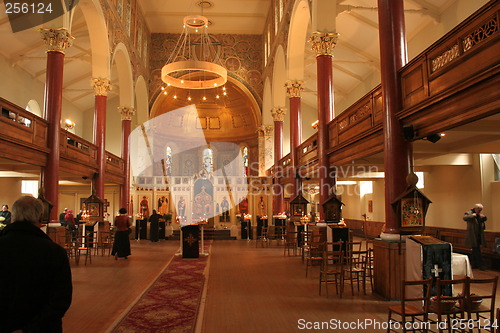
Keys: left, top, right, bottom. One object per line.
{"left": 300, "top": 230, "right": 312, "bottom": 263}
{"left": 464, "top": 276, "right": 498, "bottom": 332}
{"left": 97, "top": 230, "right": 114, "bottom": 256}
{"left": 305, "top": 240, "right": 324, "bottom": 278}
{"left": 77, "top": 231, "right": 97, "bottom": 265}
{"left": 387, "top": 278, "right": 432, "bottom": 333}
{"left": 364, "top": 248, "right": 374, "bottom": 291}
{"left": 283, "top": 231, "right": 298, "bottom": 256}
{"left": 58, "top": 229, "right": 79, "bottom": 262}
{"left": 428, "top": 278, "right": 467, "bottom": 333}
{"left": 343, "top": 248, "right": 367, "bottom": 295}
{"left": 255, "top": 226, "right": 269, "bottom": 248}
{"left": 319, "top": 241, "right": 344, "bottom": 298}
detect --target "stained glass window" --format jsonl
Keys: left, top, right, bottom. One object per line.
{"left": 164, "top": 146, "right": 172, "bottom": 176}
{"left": 242, "top": 146, "right": 249, "bottom": 176}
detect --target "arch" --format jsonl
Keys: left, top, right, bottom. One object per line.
{"left": 78, "top": 0, "right": 110, "bottom": 78}
{"left": 262, "top": 77, "right": 273, "bottom": 125}
{"left": 272, "top": 45, "right": 287, "bottom": 108}
{"left": 111, "top": 43, "right": 134, "bottom": 108}
{"left": 135, "top": 75, "right": 149, "bottom": 125}
{"left": 25, "top": 99, "right": 42, "bottom": 117}
{"left": 287, "top": 0, "right": 311, "bottom": 80}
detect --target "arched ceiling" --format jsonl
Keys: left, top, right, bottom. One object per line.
{"left": 150, "top": 78, "right": 259, "bottom": 142}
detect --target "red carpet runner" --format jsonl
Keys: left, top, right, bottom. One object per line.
{"left": 112, "top": 247, "right": 209, "bottom": 333}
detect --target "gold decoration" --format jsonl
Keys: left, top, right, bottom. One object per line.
{"left": 40, "top": 28, "right": 74, "bottom": 54}
{"left": 285, "top": 80, "right": 304, "bottom": 98}
{"left": 256, "top": 125, "right": 273, "bottom": 137}
{"left": 91, "top": 78, "right": 112, "bottom": 96}
{"left": 308, "top": 32, "right": 339, "bottom": 56}
{"left": 271, "top": 107, "right": 287, "bottom": 122}
{"left": 118, "top": 106, "right": 135, "bottom": 121}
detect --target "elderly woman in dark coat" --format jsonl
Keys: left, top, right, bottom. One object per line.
{"left": 463, "top": 203, "right": 487, "bottom": 270}
{"left": 112, "top": 208, "right": 132, "bottom": 260}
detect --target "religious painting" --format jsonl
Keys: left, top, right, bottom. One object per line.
{"left": 138, "top": 194, "right": 152, "bottom": 219}
{"left": 368, "top": 200, "right": 373, "bottom": 213}
{"left": 193, "top": 179, "right": 214, "bottom": 220}
{"left": 157, "top": 195, "right": 169, "bottom": 215}
{"left": 401, "top": 197, "right": 424, "bottom": 227}
{"left": 257, "top": 196, "right": 266, "bottom": 217}
{"left": 176, "top": 195, "right": 187, "bottom": 218}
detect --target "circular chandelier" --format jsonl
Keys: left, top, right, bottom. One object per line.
{"left": 161, "top": 15, "right": 227, "bottom": 90}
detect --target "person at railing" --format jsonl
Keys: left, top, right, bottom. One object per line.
{"left": 463, "top": 203, "right": 488, "bottom": 270}
{"left": 149, "top": 210, "right": 161, "bottom": 242}
{"left": 64, "top": 210, "right": 77, "bottom": 232}
{"left": 59, "top": 207, "right": 68, "bottom": 227}
{"left": 0, "top": 196, "right": 73, "bottom": 332}
{"left": 0, "top": 204, "right": 11, "bottom": 225}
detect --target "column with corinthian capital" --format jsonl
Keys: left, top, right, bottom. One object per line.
{"left": 271, "top": 107, "right": 286, "bottom": 215}
{"left": 40, "top": 28, "right": 73, "bottom": 222}
{"left": 286, "top": 80, "right": 304, "bottom": 198}
{"left": 309, "top": 32, "right": 338, "bottom": 221}
{"left": 119, "top": 106, "right": 135, "bottom": 213}
{"left": 256, "top": 125, "right": 273, "bottom": 176}
{"left": 92, "top": 78, "right": 111, "bottom": 200}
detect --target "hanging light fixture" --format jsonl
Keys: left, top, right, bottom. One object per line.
{"left": 161, "top": 14, "right": 227, "bottom": 89}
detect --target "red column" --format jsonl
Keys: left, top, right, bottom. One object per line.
{"left": 286, "top": 81, "right": 303, "bottom": 198}
{"left": 40, "top": 28, "right": 72, "bottom": 222}
{"left": 119, "top": 107, "right": 134, "bottom": 212}
{"left": 271, "top": 107, "right": 286, "bottom": 214}
{"left": 378, "top": 0, "right": 410, "bottom": 235}
{"left": 310, "top": 32, "right": 338, "bottom": 221}
{"left": 92, "top": 78, "right": 111, "bottom": 200}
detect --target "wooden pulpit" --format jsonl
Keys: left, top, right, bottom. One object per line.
{"left": 182, "top": 225, "right": 199, "bottom": 258}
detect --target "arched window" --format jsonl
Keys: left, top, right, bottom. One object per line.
{"left": 202, "top": 148, "right": 213, "bottom": 173}
{"left": 242, "top": 146, "right": 249, "bottom": 176}
{"left": 25, "top": 99, "right": 42, "bottom": 117}
{"left": 163, "top": 146, "right": 172, "bottom": 176}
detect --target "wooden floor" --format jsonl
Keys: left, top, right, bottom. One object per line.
{"left": 63, "top": 239, "right": 500, "bottom": 333}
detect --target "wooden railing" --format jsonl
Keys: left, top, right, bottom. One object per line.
{"left": 270, "top": 1, "right": 499, "bottom": 174}
{"left": 0, "top": 96, "right": 124, "bottom": 182}
{"left": 0, "top": 98, "right": 48, "bottom": 159}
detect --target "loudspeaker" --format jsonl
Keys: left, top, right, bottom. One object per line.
{"left": 403, "top": 125, "right": 415, "bottom": 140}
{"left": 427, "top": 133, "right": 441, "bottom": 143}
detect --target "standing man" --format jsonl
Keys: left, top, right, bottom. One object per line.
{"left": 59, "top": 207, "right": 68, "bottom": 226}
{"left": 0, "top": 196, "right": 73, "bottom": 332}
{"left": 463, "top": 203, "right": 488, "bottom": 270}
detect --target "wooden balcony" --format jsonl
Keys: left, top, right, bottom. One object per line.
{"left": 275, "top": 1, "right": 499, "bottom": 173}
{"left": 0, "top": 96, "right": 125, "bottom": 184}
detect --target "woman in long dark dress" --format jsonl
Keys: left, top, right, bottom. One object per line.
{"left": 149, "top": 210, "right": 161, "bottom": 242}
{"left": 112, "top": 208, "right": 131, "bottom": 260}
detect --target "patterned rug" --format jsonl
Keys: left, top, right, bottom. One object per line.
{"left": 111, "top": 245, "right": 210, "bottom": 333}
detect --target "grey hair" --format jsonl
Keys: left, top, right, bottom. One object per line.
{"left": 12, "top": 196, "right": 44, "bottom": 223}
{"left": 474, "top": 203, "right": 484, "bottom": 209}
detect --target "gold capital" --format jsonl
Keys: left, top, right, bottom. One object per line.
{"left": 40, "top": 28, "right": 74, "bottom": 54}
{"left": 285, "top": 80, "right": 304, "bottom": 98}
{"left": 308, "top": 32, "right": 339, "bottom": 56}
{"left": 91, "top": 78, "right": 112, "bottom": 96}
{"left": 271, "top": 107, "right": 287, "bottom": 122}
{"left": 256, "top": 125, "right": 273, "bottom": 136}
{"left": 118, "top": 106, "right": 135, "bottom": 121}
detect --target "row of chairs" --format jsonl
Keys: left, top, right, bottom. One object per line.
{"left": 255, "top": 226, "right": 287, "bottom": 248}
{"left": 59, "top": 228, "right": 114, "bottom": 265}
{"left": 317, "top": 240, "right": 374, "bottom": 298}
{"left": 388, "top": 276, "right": 498, "bottom": 333}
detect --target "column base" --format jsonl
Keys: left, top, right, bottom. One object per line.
{"left": 373, "top": 238, "right": 406, "bottom": 300}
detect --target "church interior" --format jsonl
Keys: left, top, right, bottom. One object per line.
{"left": 0, "top": 0, "right": 499, "bottom": 332}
